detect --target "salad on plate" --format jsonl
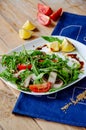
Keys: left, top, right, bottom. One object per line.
{"left": 0, "top": 36, "right": 85, "bottom": 95}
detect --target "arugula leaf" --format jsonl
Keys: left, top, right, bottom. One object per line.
{"left": 17, "top": 85, "right": 30, "bottom": 91}
{"left": 0, "top": 69, "right": 17, "bottom": 83}
{"left": 30, "top": 50, "right": 43, "bottom": 56}
{"left": 42, "top": 36, "right": 63, "bottom": 43}
{"left": 31, "top": 58, "right": 39, "bottom": 76}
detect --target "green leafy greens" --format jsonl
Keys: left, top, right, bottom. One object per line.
{"left": 0, "top": 48, "right": 82, "bottom": 93}
{"left": 42, "top": 36, "right": 63, "bottom": 43}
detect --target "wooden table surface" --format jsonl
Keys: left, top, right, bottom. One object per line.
{"left": 0, "top": 0, "right": 86, "bottom": 130}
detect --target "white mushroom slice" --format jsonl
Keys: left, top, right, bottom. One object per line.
{"left": 24, "top": 75, "right": 32, "bottom": 88}
{"left": 14, "top": 70, "right": 25, "bottom": 78}
{"left": 53, "top": 80, "right": 63, "bottom": 88}
{"left": 48, "top": 72, "right": 57, "bottom": 84}
{"left": 31, "top": 74, "right": 36, "bottom": 80}
{"left": 24, "top": 74, "right": 36, "bottom": 88}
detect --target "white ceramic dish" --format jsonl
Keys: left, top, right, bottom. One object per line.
{"left": 0, "top": 36, "right": 86, "bottom": 95}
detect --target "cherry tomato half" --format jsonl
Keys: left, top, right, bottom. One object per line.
{"left": 38, "top": 3, "right": 53, "bottom": 16}
{"left": 37, "top": 12, "right": 51, "bottom": 26}
{"left": 27, "top": 64, "right": 32, "bottom": 70}
{"left": 50, "top": 8, "right": 62, "bottom": 21}
{"left": 17, "top": 64, "right": 32, "bottom": 70}
{"left": 29, "top": 82, "right": 52, "bottom": 93}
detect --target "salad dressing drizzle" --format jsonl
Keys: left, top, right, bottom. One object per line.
{"left": 67, "top": 54, "right": 84, "bottom": 69}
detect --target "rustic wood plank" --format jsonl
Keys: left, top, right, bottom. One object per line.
{"left": 35, "top": 119, "right": 86, "bottom": 130}
{"left": 0, "top": 14, "right": 23, "bottom": 50}
{"left": 43, "top": 0, "right": 86, "bottom": 15}
{"left": 0, "top": 0, "right": 39, "bottom": 31}
{"left": 0, "top": 39, "right": 8, "bottom": 54}
{"left": 0, "top": 115, "right": 41, "bottom": 130}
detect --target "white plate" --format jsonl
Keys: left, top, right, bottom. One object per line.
{"left": 0, "top": 36, "right": 86, "bottom": 96}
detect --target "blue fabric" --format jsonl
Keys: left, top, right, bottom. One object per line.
{"left": 52, "top": 12, "right": 86, "bottom": 45}
{"left": 13, "top": 12, "right": 86, "bottom": 127}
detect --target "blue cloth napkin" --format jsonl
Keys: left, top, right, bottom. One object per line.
{"left": 13, "top": 12, "right": 86, "bottom": 127}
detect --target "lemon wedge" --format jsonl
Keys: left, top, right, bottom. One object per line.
{"left": 49, "top": 41, "right": 61, "bottom": 52}
{"left": 22, "top": 20, "right": 36, "bottom": 31}
{"left": 19, "top": 29, "right": 32, "bottom": 39}
{"left": 61, "top": 38, "right": 75, "bottom": 52}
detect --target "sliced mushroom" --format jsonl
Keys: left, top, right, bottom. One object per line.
{"left": 24, "top": 74, "right": 36, "bottom": 88}
{"left": 14, "top": 70, "right": 25, "bottom": 78}
{"left": 48, "top": 72, "right": 57, "bottom": 84}
{"left": 48, "top": 72, "right": 63, "bottom": 88}
{"left": 31, "top": 74, "right": 36, "bottom": 80}
{"left": 53, "top": 78, "right": 63, "bottom": 88}
{"left": 24, "top": 75, "right": 32, "bottom": 88}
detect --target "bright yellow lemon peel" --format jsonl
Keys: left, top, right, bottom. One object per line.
{"left": 47, "top": 38, "right": 75, "bottom": 53}
{"left": 19, "top": 29, "right": 32, "bottom": 40}
{"left": 22, "top": 20, "right": 36, "bottom": 31}
{"left": 61, "top": 38, "right": 75, "bottom": 52}
{"left": 49, "top": 41, "right": 61, "bottom": 52}
{"left": 19, "top": 20, "right": 36, "bottom": 39}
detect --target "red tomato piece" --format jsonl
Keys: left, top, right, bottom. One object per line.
{"left": 17, "top": 64, "right": 32, "bottom": 70}
{"left": 29, "top": 82, "right": 52, "bottom": 93}
{"left": 17, "top": 64, "right": 27, "bottom": 70}
{"left": 27, "top": 64, "right": 32, "bottom": 70}
{"left": 38, "top": 59, "right": 44, "bottom": 62}
{"left": 52, "top": 59, "right": 58, "bottom": 62}
{"left": 38, "top": 3, "right": 53, "bottom": 16}
{"left": 50, "top": 8, "right": 62, "bottom": 21}
{"left": 37, "top": 12, "right": 51, "bottom": 26}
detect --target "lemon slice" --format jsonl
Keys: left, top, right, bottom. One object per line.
{"left": 22, "top": 20, "right": 36, "bottom": 31}
{"left": 49, "top": 41, "right": 61, "bottom": 52}
{"left": 61, "top": 38, "right": 75, "bottom": 52}
{"left": 19, "top": 29, "right": 32, "bottom": 39}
